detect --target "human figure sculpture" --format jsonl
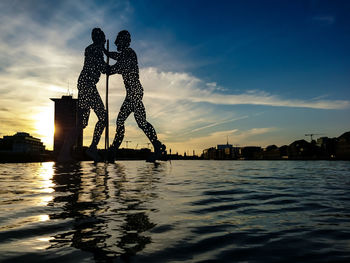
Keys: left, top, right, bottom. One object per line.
{"left": 58, "top": 28, "right": 108, "bottom": 162}
{"left": 105, "top": 30, "right": 166, "bottom": 162}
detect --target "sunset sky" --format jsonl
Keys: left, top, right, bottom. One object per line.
{"left": 1, "top": 0, "right": 349, "bottom": 154}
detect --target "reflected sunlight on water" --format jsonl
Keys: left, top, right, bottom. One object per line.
{"left": 0, "top": 160, "right": 350, "bottom": 262}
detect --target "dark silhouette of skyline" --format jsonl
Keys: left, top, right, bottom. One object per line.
{"left": 202, "top": 131, "right": 350, "bottom": 160}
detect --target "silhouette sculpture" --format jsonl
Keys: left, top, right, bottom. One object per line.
{"left": 105, "top": 30, "right": 166, "bottom": 162}
{"left": 58, "top": 28, "right": 108, "bottom": 162}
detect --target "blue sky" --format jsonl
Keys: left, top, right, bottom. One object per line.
{"left": 0, "top": 0, "right": 349, "bottom": 154}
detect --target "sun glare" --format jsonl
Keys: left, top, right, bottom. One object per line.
{"left": 34, "top": 108, "right": 54, "bottom": 150}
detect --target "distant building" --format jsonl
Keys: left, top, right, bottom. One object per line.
{"left": 202, "top": 147, "right": 217, "bottom": 160}
{"left": 287, "top": 139, "right": 320, "bottom": 159}
{"left": 217, "top": 143, "right": 235, "bottom": 159}
{"left": 0, "top": 132, "right": 45, "bottom": 153}
{"left": 279, "top": 145, "right": 288, "bottom": 159}
{"left": 217, "top": 143, "right": 233, "bottom": 150}
{"left": 239, "top": 146, "right": 262, "bottom": 159}
{"left": 336, "top": 132, "right": 350, "bottom": 160}
{"left": 51, "top": 95, "right": 83, "bottom": 155}
{"left": 317, "top": 136, "right": 337, "bottom": 158}
{"left": 260, "top": 145, "right": 281, "bottom": 160}
{"left": 316, "top": 137, "right": 329, "bottom": 147}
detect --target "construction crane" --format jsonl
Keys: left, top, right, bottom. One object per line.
{"left": 305, "top": 133, "right": 323, "bottom": 142}
{"left": 125, "top": 140, "right": 131, "bottom": 148}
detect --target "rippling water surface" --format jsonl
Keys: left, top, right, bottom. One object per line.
{"left": 1, "top": 160, "right": 350, "bottom": 262}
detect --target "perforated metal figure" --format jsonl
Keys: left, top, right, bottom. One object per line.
{"left": 78, "top": 28, "right": 108, "bottom": 149}
{"left": 105, "top": 30, "right": 166, "bottom": 161}
{"left": 58, "top": 28, "right": 108, "bottom": 162}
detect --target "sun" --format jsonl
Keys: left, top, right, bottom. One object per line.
{"left": 33, "top": 107, "right": 55, "bottom": 150}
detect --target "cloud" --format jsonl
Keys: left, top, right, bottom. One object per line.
{"left": 0, "top": 1, "right": 348, "bottom": 153}
{"left": 0, "top": 0, "right": 131, "bottom": 149}
{"left": 187, "top": 116, "right": 249, "bottom": 134}
{"left": 312, "top": 15, "right": 335, "bottom": 25}
{"left": 140, "top": 68, "right": 349, "bottom": 110}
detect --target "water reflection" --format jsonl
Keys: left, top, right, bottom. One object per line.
{"left": 2, "top": 161, "right": 350, "bottom": 262}
{"left": 48, "top": 162, "right": 160, "bottom": 261}
{"left": 0, "top": 162, "right": 55, "bottom": 233}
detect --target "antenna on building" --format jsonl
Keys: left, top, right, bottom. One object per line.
{"left": 67, "top": 80, "right": 73, "bottom": 96}
{"left": 125, "top": 140, "right": 131, "bottom": 148}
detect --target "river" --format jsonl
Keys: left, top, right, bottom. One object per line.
{"left": 0, "top": 160, "right": 349, "bottom": 262}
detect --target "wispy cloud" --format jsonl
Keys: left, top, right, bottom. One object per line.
{"left": 141, "top": 67, "right": 349, "bottom": 110}
{"left": 312, "top": 15, "right": 335, "bottom": 25}
{"left": 187, "top": 116, "right": 249, "bottom": 134}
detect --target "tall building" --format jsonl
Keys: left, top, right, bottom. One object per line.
{"left": 50, "top": 95, "right": 83, "bottom": 155}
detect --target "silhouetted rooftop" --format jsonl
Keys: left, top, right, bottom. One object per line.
{"left": 339, "top": 132, "right": 350, "bottom": 141}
